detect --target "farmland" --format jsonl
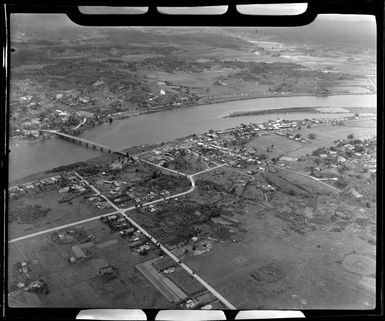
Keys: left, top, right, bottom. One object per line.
{"left": 8, "top": 220, "right": 169, "bottom": 308}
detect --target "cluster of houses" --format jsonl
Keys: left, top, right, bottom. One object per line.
{"left": 9, "top": 175, "right": 61, "bottom": 198}
{"left": 100, "top": 214, "right": 152, "bottom": 254}
{"left": 94, "top": 175, "right": 172, "bottom": 208}
{"left": 12, "top": 90, "right": 98, "bottom": 140}
{"left": 146, "top": 150, "right": 175, "bottom": 166}
{"left": 86, "top": 194, "right": 110, "bottom": 209}
{"left": 311, "top": 137, "right": 376, "bottom": 171}
{"left": 9, "top": 173, "right": 113, "bottom": 209}
{"left": 145, "top": 114, "right": 372, "bottom": 174}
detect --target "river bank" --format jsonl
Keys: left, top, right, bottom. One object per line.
{"left": 225, "top": 106, "right": 377, "bottom": 118}
{"left": 9, "top": 111, "right": 376, "bottom": 187}
{"left": 10, "top": 91, "right": 375, "bottom": 146}
{"left": 9, "top": 94, "right": 376, "bottom": 181}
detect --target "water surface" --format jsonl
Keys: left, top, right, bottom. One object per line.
{"left": 9, "top": 94, "right": 376, "bottom": 181}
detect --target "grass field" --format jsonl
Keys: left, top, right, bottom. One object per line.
{"left": 246, "top": 118, "right": 376, "bottom": 160}
{"left": 9, "top": 186, "right": 113, "bottom": 240}
{"left": 183, "top": 195, "right": 376, "bottom": 309}
{"left": 8, "top": 220, "right": 170, "bottom": 308}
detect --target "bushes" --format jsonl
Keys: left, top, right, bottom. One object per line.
{"left": 335, "top": 178, "right": 348, "bottom": 188}
{"left": 312, "top": 147, "right": 326, "bottom": 156}
{"left": 354, "top": 145, "right": 365, "bottom": 153}
{"left": 10, "top": 205, "right": 51, "bottom": 223}
{"left": 308, "top": 133, "right": 316, "bottom": 140}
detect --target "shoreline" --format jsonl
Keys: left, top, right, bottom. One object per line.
{"left": 225, "top": 106, "right": 377, "bottom": 118}
{"left": 9, "top": 113, "right": 376, "bottom": 186}
{"left": 8, "top": 137, "right": 182, "bottom": 187}
{"left": 10, "top": 92, "right": 375, "bottom": 146}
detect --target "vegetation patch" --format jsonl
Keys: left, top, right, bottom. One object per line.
{"left": 9, "top": 204, "right": 51, "bottom": 223}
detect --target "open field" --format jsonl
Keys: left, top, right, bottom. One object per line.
{"left": 245, "top": 118, "right": 376, "bottom": 159}
{"left": 183, "top": 194, "right": 376, "bottom": 309}
{"left": 9, "top": 177, "right": 113, "bottom": 240}
{"left": 8, "top": 219, "right": 170, "bottom": 308}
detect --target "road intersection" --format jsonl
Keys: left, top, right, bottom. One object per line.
{"left": 8, "top": 156, "right": 236, "bottom": 309}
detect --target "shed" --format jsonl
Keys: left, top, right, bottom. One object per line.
{"left": 72, "top": 245, "right": 86, "bottom": 259}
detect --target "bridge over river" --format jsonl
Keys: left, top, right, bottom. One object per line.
{"left": 42, "top": 130, "right": 135, "bottom": 159}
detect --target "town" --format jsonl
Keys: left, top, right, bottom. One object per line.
{"left": 8, "top": 112, "right": 376, "bottom": 309}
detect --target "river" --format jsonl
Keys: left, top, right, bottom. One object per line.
{"left": 9, "top": 94, "right": 376, "bottom": 181}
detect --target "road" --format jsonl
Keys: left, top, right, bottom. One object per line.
{"left": 271, "top": 165, "right": 341, "bottom": 193}
{"left": 72, "top": 118, "right": 87, "bottom": 130}
{"left": 139, "top": 158, "right": 189, "bottom": 177}
{"left": 73, "top": 170, "right": 236, "bottom": 309}
{"left": 190, "top": 163, "right": 227, "bottom": 177}
{"left": 8, "top": 162, "right": 225, "bottom": 243}
{"left": 225, "top": 166, "right": 255, "bottom": 182}
{"left": 8, "top": 210, "right": 120, "bottom": 243}
{"left": 9, "top": 159, "right": 236, "bottom": 309}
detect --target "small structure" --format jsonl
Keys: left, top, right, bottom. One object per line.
{"left": 72, "top": 245, "right": 86, "bottom": 259}
{"left": 26, "top": 278, "right": 49, "bottom": 294}
{"left": 99, "top": 265, "right": 119, "bottom": 281}
{"left": 185, "top": 299, "right": 198, "bottom": 309}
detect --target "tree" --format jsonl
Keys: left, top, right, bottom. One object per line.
{"left": 308, "top": 133, "right": 316, "bottom": 140}
{"left": 354, "top": 145, "right": 365, "bottom": 153}
{"left": 67, "top": 115, "right": 79, "bottom": 126}
{"left": 335, "top": 178, "right": 348, "bottom": 188}
{"left": 347, "top": 133, "right": 354, "bottom": 139}
{"left": 294, "top": 133, "right": 301, "bottom": 139}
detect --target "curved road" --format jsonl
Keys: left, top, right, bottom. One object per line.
{"left": 9, "top": 159, "right": 236, "bottom": 309}
{"left": 73, "top": 168, "right": 236, "bottom": 309}
{"left": 8, "top": 163, "right": 225, "bottom": 243}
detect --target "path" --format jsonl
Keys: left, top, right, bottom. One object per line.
{"left": 272, "top": 165, "right": 341, "bottom": 193}
{"left": 72, "top": 118, "right": 87, "bottom": 130}
{"left": 9, "top": 210, "right": 120, "bottom": 243}
{"left": 73, "top": 171, "right": 236, "bottom": 309}
{"left": 225, "top": 167, "right": 255, "bottom": 181}
{"left": 8, "top": 161, "right": 223, "bottom": 243}
{"left": 9, "top": 160, "right": 236, "bottom": 309}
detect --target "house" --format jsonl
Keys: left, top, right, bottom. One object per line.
{"left": 58, "top": 187, "right": 70, "bottom": 193}
{"left": 346, "top": 188, "right": 363, "bottom": 199}
{"left": 72, "top": 245, "right": 86, "bottom": 259}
